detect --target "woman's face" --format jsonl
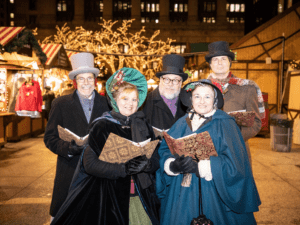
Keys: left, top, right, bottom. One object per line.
{"left": 192, "top": 86, "right": 215, "bottom": 115}
{"left": 116, "top": 90, "right": 138, "bottom": 117}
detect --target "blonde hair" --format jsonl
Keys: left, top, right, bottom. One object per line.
{"left": 112, "top": 81, "right": 139, "bottom": 100}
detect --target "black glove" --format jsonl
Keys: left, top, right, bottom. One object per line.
{"left": 68, "top": 140, "right": 85, "bottom": 156}
{"left": 170, "top": 155, "right": 198, "bottom": 174}
{"left": 125, "top": 155, "right": 150, "bottom": 175}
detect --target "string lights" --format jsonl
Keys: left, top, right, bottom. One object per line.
{"left": 39, "top": 19, "right": 176, "bottom": 80}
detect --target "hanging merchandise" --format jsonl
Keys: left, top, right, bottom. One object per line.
{"left": 0, "top": 68, "right": 8, "bottom": 112}
{"left": 15, "top": 78, "right": 43, "bottom": 118}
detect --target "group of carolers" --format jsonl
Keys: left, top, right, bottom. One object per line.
{"left": 44, "top": 41, "right": 263, "bottom": 225}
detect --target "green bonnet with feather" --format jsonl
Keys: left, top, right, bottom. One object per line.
{"left": 106, "top": 67, "right": 148, "bottom": 112}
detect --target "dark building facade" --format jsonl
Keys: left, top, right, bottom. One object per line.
{"left": 244, "top": 0, "right": 300, "bottom": 34}
{"left": 12, "top": 0, "right": 246, "bottom": 53}
{"left": 1, "top": 0, "right": 15, "bottom": 27}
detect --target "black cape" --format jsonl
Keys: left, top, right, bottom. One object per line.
{"left": 51, "top": 112, "right": 160, "bottom": 225}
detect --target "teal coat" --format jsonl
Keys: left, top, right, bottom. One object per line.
{"left": 156, "top": 110, "right": 261, "bottom": 225}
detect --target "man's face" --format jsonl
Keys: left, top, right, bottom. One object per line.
{"left": 159, "top": 74, "right": 182, "bottom": 100}
{"left": 76, "top": 73, "right": 95, "bottom": 96}
{"left": 210, "top": 56, "right": 230, "bottom": 78}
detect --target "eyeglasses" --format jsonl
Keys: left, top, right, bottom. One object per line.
{"left": 161, "top": 77, "right": 182, "bottom": 85}
{"left": 76, "top": 77, "right": 94, "bottom": 83}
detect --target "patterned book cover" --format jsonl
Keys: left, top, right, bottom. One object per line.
{"left": 228, "top": 111, "right": 256, "bottom": 127}
{"left": 57, "top": 125, "right": 88, "bottom": 146}
{"left": 163, "top": 131, "right": 218, "bottom": 160}
{"left": 152, "top": 126, "right": 170, "bottom": 138}
{"left": 99, "top": 133, "right": 159, "bottom": 163}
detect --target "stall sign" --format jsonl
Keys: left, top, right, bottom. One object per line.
{"left": 17, "top": 43, "right": 33, "bottom": 57}
{"left": 0, "top": 68, "right": 7, "bottom": 112}
{"left": 54, "top": 50, "right": 69, "bottom": 68}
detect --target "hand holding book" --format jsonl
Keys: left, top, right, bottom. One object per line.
{"left": 228, "top": 111, "right": 256, "bottom": 127}
{"left": 99, "top": 133, "right": 159, "bottom": 163}
{"left": 57, "top": 125, "right": 89, "bottom": 146}
{"left": 163, "top": 131, "right": 217, "bottom": 161}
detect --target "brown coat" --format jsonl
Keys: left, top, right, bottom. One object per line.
{"left": 222, "top": 84, "right": 262, "bottom": 164}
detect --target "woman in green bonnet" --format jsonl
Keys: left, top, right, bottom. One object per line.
{"left": 51, "top": 68, "right": 160, "bottom": 225}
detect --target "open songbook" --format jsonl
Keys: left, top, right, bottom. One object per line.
{"left": 99, "top": 133, "right": 160, "bottom": 163}
{"left": 57, "top": 125, "right": 89, "bottom": 146}
{"left": 163, "top": 131, "right": 218, "bottom": 160}
{"left": 227, "top": 110, "right": 256, "bottom": 127}
{"left": 152, "top": 126, "right": 170, "bottom": 138}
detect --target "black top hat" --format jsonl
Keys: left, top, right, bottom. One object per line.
{"left": 156, "top": 54, "right": 188, "bottom": 81}
{"left": 180, "top": 79, "right": 224, "bottom": 109}
{"left": 205, "top": 41, "right": 235, "bottom": 63}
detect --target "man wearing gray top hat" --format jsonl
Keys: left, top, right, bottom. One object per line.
{"left": 44, "top": 52, "right": 110, "bottom": 221}
{"left": 142, "top": 54, "right": 188, "bottom": 135}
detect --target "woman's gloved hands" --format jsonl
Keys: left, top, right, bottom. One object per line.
{"left": 68, "top": 140, "right": 86, "bottom": 157}
{"left": 170, "top": 155, "right": 198, "bottom": 174}
{"left": 125, "top": 155, "right": 151, "bottom": 175}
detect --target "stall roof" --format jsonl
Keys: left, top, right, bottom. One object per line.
{"left": 0, "top": 27, "right": 25, "bottom": 46}
{"left": 66, "top": 50, "right": 79, "bottom": 59}
{"left": 1, "top": 52, "right": 40, "bottom": 69}
{"left": 41, "top": 44, "right": 72, "bottom": 70}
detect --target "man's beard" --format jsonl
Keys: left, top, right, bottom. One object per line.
{"left": 159, "top": 84, "right": 180, "bottom": 100}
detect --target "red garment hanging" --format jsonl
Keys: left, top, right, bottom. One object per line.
{"left": 15, "top": 80, "right": 43, "bottom": 112}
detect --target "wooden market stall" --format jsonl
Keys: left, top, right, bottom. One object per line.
{"left": 40, "top": 44, "right": 72, "bottom": 128}
{"left": 189, "top": 2, "right": 300, "bottom": 134}
{"left": 0, "top": 26, "right": 47, "bottom": 144}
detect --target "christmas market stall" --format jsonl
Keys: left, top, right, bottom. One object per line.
{"left": 187, "top": 2, "right": 300, "bottom": 135}
{"left": 41, "top": 44, "right": 72, "bottom": 98}
{"left": 0, "top": 26, "right": 47, "bottom": 144}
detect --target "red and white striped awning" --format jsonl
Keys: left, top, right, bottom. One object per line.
{"left": 0, "top": 27, "right": 25, "bottom": 46}
{"left": 40, "top": 44, "right": 63, "bottom": 66}
{"left": 66, "top": 50, "right": 79, "bottom": 59}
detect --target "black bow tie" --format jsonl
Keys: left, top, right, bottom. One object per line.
{"left": 188, "top": 110, "right": 207, "bottom": 120}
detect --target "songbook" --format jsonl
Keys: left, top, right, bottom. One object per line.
{"left": 228, "top": 111, "right": 256, "bottom": 127}
{"left": 57, "top": 125, "right": 89, "bottom": 146}
{"left": 99, "top": 133, "right": 160, "bottom": 163}
{"left": 163, "top": 131, "right": 218, "bottom": 161}
{"left": 152, "top": 126, "right": 170, "bottom": 138}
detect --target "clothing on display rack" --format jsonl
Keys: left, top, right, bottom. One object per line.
{"left": 15, "top": 79, "right": 43, "bottom": 118}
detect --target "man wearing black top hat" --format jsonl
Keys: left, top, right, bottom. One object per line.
{"left": 142, "top": 54, "right": 188, "bottom": 135}
{"left": 205, "top": 41, "right": 264, "bottom": 166}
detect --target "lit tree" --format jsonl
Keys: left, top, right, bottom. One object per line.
{"left": 40, "top": 20, "right": 176, "bottom": 79}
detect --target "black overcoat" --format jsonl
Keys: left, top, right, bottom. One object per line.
{"left": 50, "top": 113, "right": 160, "bottom": 225}
{"left": 142, "top": 87, "right": 188, "bottom": 130}
{"left": 44, "top": 90, "right": 110, "bottom": 216}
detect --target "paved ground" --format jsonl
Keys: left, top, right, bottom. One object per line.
{"left": 0, "top": 134, "right": 300, "bottom": 225}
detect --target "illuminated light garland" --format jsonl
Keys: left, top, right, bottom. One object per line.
{"left": 38, "top": 19, "right": 176, "bottom": 80}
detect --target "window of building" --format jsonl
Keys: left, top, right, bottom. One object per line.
{"left": 56, "top": 0, "right": 74, "bottom": 21}
{"left": 29, "top": 0, "right": 37, "bottom": 10}
{"left": 226, "top": 1, "right": 245, "bottom": 23}
{"left": 170, "top": 0, "right": 188, "bottom": 22}
{"left": 57, "top": 0, "right": 67, "bottom": 11}
{"left": 85, "top": 0, "right": 103, "bottom": 21}
{"left": 278, "top": 3, "right": 283, "bottom": 13}
{"left": 10, "top": 13, "right": 14, "bottom": 18}
{"left": 141, "top": 0, "right": 159, "bottom": 23}
{"left": 10, "top": 21, "right": 14, "bottom": 26}
{"left": 199, "top": 0, "right": 217, "bottom": 23}
{"left": 113, "top": 0, "right": 132, "bottom": 21}
{"left": 171, "top": 43, "right": 186, "bottom": 54}
{"left": 10, "top": 0, "right": 14, "bottom": 3}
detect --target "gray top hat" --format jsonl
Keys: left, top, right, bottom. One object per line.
{"left": 69, "top": 52, "right": 99, "bottom": 80}
{"left": 156, "top": 54, "right": 188, "bottom": 81}
{"left": 205, "top": 41, "right": 235, "bottom": 63}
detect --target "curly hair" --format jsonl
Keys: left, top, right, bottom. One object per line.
{"left": 112, "top": 81, "right": 139, "bottom": 101}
